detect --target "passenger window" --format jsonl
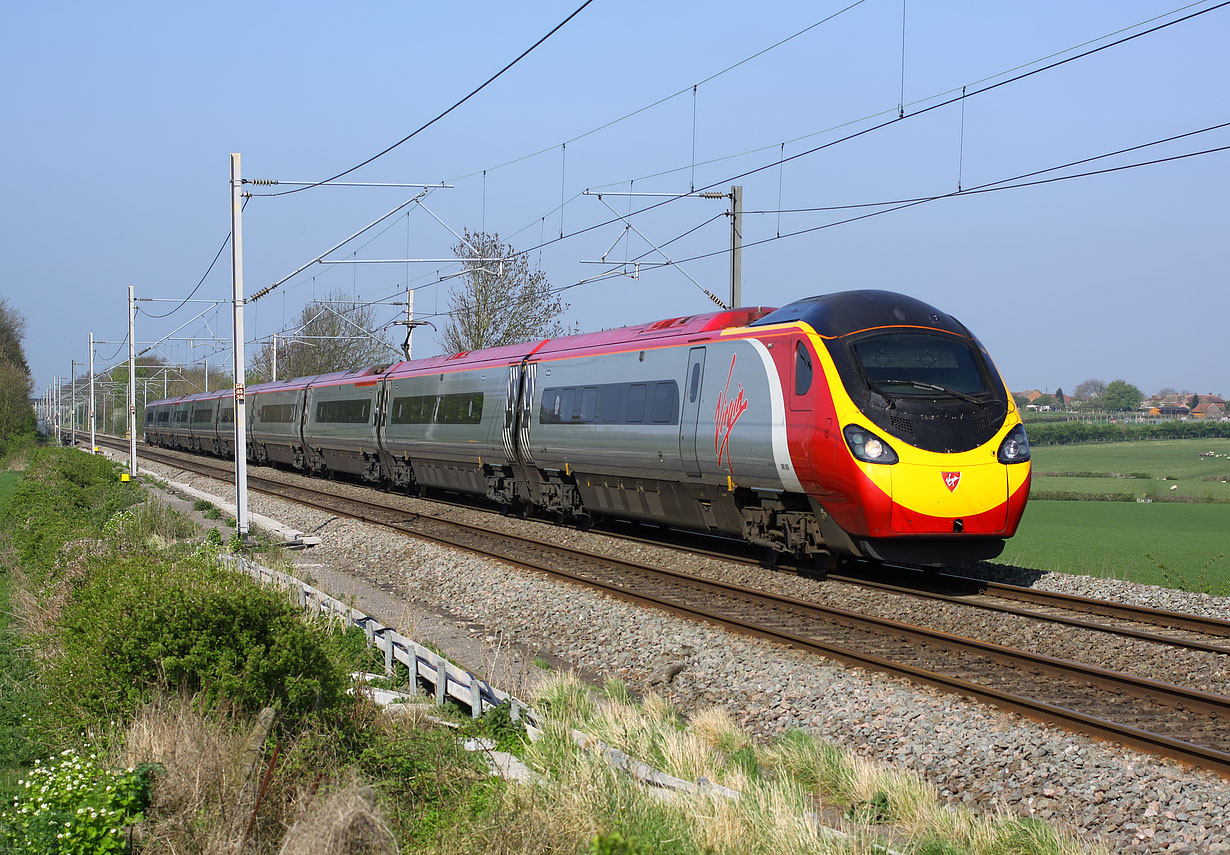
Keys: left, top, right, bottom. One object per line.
{"left": 627, "top": 384, "right": 646, "bottom": 423}
{"left": 795, "top": 342, "right": 813, "bottom": 396}
{"left": 689, "top": 363, "right": 701, "bottom": 403}
{"left": 579, "top": 387, "right": 598, "bottom": 423}
{"left": 652, "top": 382, "right": 675, "bottom": 423}
{"left": 559, "top": 388, "right": 576, "bottom": 423}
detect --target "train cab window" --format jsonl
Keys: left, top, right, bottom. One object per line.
{"left": 689, "top": 363, "right": 701, "bottom": 403}
{"left": 627, "top": 384, "right": 646, "bottom": 423}
{"left": 651, "top": 382, "right": 677, "bottom": 424}
{"left": 579, "top": 387, "right": 598, "bottom": 423}
{"left": 795, "top": 342, "right": 813, "bottom": 396}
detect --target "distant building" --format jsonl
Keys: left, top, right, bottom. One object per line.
{"left": 1192, "top": 402, "right": 1225, "bottom": 420}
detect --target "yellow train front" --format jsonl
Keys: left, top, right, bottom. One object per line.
{"left": 747, "top": 290, "right": 1031, "bottom": 567}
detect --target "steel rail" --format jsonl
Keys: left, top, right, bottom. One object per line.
{"left": 96, "top": 435, "right": 1230, "bottom": 776}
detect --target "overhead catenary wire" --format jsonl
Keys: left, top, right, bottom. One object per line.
{"left": 503, "top": 0, "right": 1230, "bottom": 263}
{"left": 141, "top": 196, "right": 250, "bottom": 320}
{"left": 584, "top": 0, "right": 1220, "bottom": 193}
{"left": 742, "top": 120, "right": 1230, "bottom": 215}
{"left": 252, "top": 0, "right": 596, "bottom": 198}
{"left": 665, "top": 141, "right": 1230, "bottom": 268}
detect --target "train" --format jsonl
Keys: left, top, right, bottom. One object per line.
{"left": 144, "top": 289, "right": 1031, "bottom": 568}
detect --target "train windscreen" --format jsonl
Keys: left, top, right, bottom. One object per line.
{"left": 850, "top": 333, "right": 989, "bottom": 398}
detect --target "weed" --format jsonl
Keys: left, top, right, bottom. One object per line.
{"left": 1146, "top": 551, "right": 1229, "bottom": 596}
{"left": 531, "top": 656, "right": 552, "bottom": 670}
{"left": 192, "top": 499, "right": 213, "bottom": 512}
{"left": 202, "top": 506, "right": 221, "bottom": 519}
{"left": 0, "top": 748, "right": 156, "bottom": 853}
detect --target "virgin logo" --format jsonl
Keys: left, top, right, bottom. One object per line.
{"left": 714, "top": 354, "right": 749, "bottom": 472}
{"left": 943, "top": 471, "right": 962, "bottom": 492}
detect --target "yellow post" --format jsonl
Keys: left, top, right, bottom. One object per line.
{"left": 120, "top": 473, "right": 131, "bottom": 483}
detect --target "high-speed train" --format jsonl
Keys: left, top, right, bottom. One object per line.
{"left": 145, "top": 290, "right": 1031, "bottom": 567}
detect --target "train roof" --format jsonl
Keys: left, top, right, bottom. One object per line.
{"left": 383, "top": 306, "right": 775, "bottom": 379}
{"left": 749, "top": 290, "right": 969, "bottom": 338}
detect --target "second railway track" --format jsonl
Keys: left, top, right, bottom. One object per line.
{"left": 91, "top": 434, "right": 1230, "bottom": 776}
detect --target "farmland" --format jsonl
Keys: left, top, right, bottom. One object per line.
{"left": 994, "top": 438, "right": 1230, "bottom": 591}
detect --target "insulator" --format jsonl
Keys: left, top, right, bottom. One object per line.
{"left": 248, "top": 178, "right": 279, "bottom": 186}
{"left": 698, "top": 192, "right": 725, "bottom": 199}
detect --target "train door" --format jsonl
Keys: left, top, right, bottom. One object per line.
{"left": 791, "top": 337, "right": 820, "bottom": 471}
{"left": 679, "top": 347, "right": 707, "bottom": 477}
{"left": 503, "top": 364, "right": 521, "bottom": 463}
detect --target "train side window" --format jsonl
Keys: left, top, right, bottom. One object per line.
{"left": 627, "top": 384, "right": 646, "bottom": 423}
{"left": 795, "top": 342, "right": 813, "bottom": 396}
{"left": 689, "top": 363, "right": 701, "bottom": 403}
{"left": 560, "top": 387, "right": 576, "bottom": 423}
{"left": 579, "top": 387, "right": 598, "bottom": 423}
{"left": 651, "top": 382, "right": 676, "bottom": 423}
{"left": 598, "top": 385, "right": 621, "bottom": 423}
{"left": 219, "top": 407, "right": 234, "bottom": 424}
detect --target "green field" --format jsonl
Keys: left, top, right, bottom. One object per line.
{"left": 993, "top": 439, "right": 1230, "bottom": 591}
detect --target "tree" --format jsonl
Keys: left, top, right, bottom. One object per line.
{"left": 440, "top": 230, "right": 575, "bottom": 353}
{"left": 1032, "top": 394, "right": 1055, "bottom": 409}
{"left": 249, "top": 289, "right": 398, "bottom": 382}
{"left": 0, "top": 299, "right": 35, "bottom": 452}
{"left": 1156, "top": 387, "right": 1177, "bottom": 399}
{"left": 1053, "top": 387, "right": 1065, "bottom": 407}
{"left": 1188, "top": 393, "right": 1200, "bottom": 410}
{"left": 1101, "top": 379, "right": 1144, "bottom": 412}
{"left": 1012, "top": 393, "right": 1031, "bottom": 408}
{"left": 1074, "top": 378, "right": 1105, "bottom": 403}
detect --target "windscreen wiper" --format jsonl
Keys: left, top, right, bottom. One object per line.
{"left": 872, "top": 379, "right": 986, "bottom": 406}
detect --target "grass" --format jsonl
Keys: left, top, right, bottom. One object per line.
{"left": 996, "top": 439, "right": 1230, "bottom": 592}
{"left": 997, "top": 501, "right": 1229, "bottom": 592}
{"left": 1029, "top": 438, "right": 1230, "bottom": 502}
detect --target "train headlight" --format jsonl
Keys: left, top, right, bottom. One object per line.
{"left": 843, "top": 425, "right": 899, "bottom": 464}
{"left": 997, "top": 424, "right": 1031, "bottom": 463}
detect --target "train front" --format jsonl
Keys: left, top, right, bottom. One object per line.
{"left": 765, "top": 291, "right": 1031, "bottom": 566}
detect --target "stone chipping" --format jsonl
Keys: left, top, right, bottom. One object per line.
{"left": 139, "top": 456, "right": 1230, "bottom": 853}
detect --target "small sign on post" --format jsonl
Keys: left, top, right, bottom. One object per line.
{"left": 234, "top": 383, "right": 246, "bottom": 402}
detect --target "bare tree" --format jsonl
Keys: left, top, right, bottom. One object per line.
{"left": 249, "top": 289, "right": 398, "bottom": 382}
{"left": 1074, "top": 378, "right": 1105, "bottom": 402}
{"left": 440, "top": 230, "right": 575, "bottom": 353}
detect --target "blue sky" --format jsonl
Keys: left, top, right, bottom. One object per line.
{"left": 3, "top": 1, "right": 1227, "bottom": 398}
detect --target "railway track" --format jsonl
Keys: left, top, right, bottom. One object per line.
{"left": 87, "top": 434, "right": 1230, "bottom": 776}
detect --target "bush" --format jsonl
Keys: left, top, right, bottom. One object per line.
{"left": 0, "top": 449, "right": 138, "bottom": 576}
{"left": 1026, "top": 420, "right": 1230, "bottom": 446}
{"left": 49, "top": 556, "right": 346, "bottom": 732}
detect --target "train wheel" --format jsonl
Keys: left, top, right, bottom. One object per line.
{"left": 758, "top": 548, "right": 780, "bottom": 569}
{"left": 574, "top": 513, "right": 593, "bottom": 532}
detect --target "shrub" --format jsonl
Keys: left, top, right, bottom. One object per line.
{"left": 0, "top": 748, "right": 155, "bottom": 853}
{"left": 0, "top": 449, "right": 138, "bottom": 576}
{"left": 49, "top": 555, "right": 346, "bottom": 732}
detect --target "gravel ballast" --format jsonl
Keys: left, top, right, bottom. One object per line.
{"left": 137, "top": 456, "right": 1230, "bottom": 853}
